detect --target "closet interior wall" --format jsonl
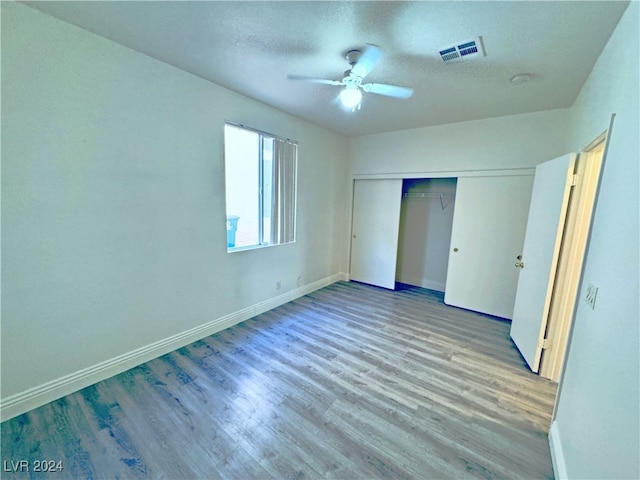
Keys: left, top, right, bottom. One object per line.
{"left": 396, "top": 178, "right": 457, "bottom": 291}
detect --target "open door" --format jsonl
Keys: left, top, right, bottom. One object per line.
{"left": 510, "top": 153, "right": 576, "bottom": 372}
{"left": 350, "top": 179, "right": 403, "bottom": 289}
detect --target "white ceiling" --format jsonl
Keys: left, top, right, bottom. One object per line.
{"left": 24, "top": 1, "right": 629, "bottom": 137}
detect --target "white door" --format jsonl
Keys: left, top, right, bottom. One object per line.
{"left": 510, "top": 154, "right": 576, "bottom": 372}
{"left": 350, "top": 179, "right": 403, "bottom": 289}
{"left": 444, "top": 175, "right": 534, "bottom": 319}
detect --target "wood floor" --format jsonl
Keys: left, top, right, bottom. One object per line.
{"left": 1, "top": 281, "right": 557, "bottom": 479}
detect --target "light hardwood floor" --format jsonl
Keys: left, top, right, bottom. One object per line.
{"left": 1, "top": 281, "right": 557, "bottom": 479}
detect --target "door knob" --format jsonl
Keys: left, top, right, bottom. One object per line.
{"left": 515, "top": 262, "right": 525, "bottom": 269}
{"left": 453, "top": 247, "right": 459, "bottom": 252}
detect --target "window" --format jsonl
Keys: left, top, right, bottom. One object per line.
{"left": 224, "top": 123, "right": 297, "bottom": 251}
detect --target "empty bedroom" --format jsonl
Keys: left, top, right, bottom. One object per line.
{"left": 1, "top": 1, "right": 638, "bottom": 479}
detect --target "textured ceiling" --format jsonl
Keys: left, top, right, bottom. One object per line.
{"left": 24, "top": 1, "right": 629, "bottom": 137}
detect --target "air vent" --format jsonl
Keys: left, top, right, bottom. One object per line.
{"left": 439, "top": 36, "right": 485, "bottom": 63}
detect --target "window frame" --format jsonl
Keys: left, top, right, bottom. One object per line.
{"left": 224, "top": 122, "right": 298, "bottom": 253}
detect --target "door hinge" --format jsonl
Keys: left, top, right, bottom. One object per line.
{"left": 538, "top": 338, "right": 552, "bottom": 350}
{"left": 570, "top": 173, "right": 580, "bottom": 186}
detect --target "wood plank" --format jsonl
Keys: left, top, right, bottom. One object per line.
{"left": 1, "top": 282, "right": 557, "bottom": 478}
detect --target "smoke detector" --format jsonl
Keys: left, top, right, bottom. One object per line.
{"left": 439, "top": 36, "right": 485, "bottom": 63}
{"left": 511, "top": 73, "right": 532, "bottom": 85}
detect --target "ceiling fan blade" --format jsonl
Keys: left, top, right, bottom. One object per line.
{"left": 287, "top": 74, "right": 343, "bottom": 86}
{"left": 362, "top": 83, "right": 414, "bottom": 99}
{"left": 350, "top": 44, "right": 382, "bottom": 79}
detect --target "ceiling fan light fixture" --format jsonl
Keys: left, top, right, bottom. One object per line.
{"left": 339, "top": 86, "right": 363, "bottom": 109}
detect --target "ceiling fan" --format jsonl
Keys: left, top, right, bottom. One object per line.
{"left": 287, "top": 44, "right": 414, "bottom": 111}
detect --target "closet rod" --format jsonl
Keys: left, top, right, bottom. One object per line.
{"left": 403, "top": 192, "right": 455, "bottom": 209}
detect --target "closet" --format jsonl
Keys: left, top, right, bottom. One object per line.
{"left": 396, "top": 178, "right": 457, "bottom": 292}
{"left": 349, "top": 173, "right": 535, "bottom": 319}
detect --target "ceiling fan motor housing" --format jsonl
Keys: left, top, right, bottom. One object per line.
{"left": 343, "top": 70, "right": 363, "bottom": 86}
{"left": 345, "top": 49, "right": 362, "bottom": 66}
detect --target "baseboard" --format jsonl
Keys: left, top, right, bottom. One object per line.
{"left": 549, "top": 420, "right": 568, "bottom": 480}
{"left": 254, "top": 273, "right": 346, "bottom": 315}
{"left": 396, "top": 275, "right": 445, "bottom": 292}
{"left": 0, "top": 273, "right": 346, "bottom": 422}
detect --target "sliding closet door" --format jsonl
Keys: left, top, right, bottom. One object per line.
{"left": 444, "top": 175, "right": 534, "bottom": 318}
{"left": 350, "top": 179, "right": 403, "bottom": 289}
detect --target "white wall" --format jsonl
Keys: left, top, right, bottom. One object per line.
{"left": 349, "top": 108, "right": 570, "bottom": 176}
{"left": 396, "top": 178, "right": 456, "bottom": 291}
{"left": 551, "top": 3, "right": 639, "bottom": 479}
{"left": 1, "top": 3, "right": 349, "bottom": 418}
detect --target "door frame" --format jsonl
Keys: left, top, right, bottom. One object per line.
{"left": 539, "top": 132, "right": 607, "bottom": 380}
{"left": 551, "top": 116, "right": 616, "bottom": 432}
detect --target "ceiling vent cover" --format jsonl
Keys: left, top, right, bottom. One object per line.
{"left": 439, "top": 36, "right": 485, "bottom": 63}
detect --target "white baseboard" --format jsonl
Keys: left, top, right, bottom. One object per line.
{"left": 0, "top": 273, "right": 347, "bottom": 422}
{"left": 549, "top": 420, "right": 567, "bottom": 480}
{"left": 396, "top": 275, "right": 445, "bottom": 292}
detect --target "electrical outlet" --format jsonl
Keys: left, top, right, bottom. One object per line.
{"left": 585, "top": 283, "right": 598, "bottom": 310}
{"left": 276, "top": 280, "right": 281, "bottom": 290}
